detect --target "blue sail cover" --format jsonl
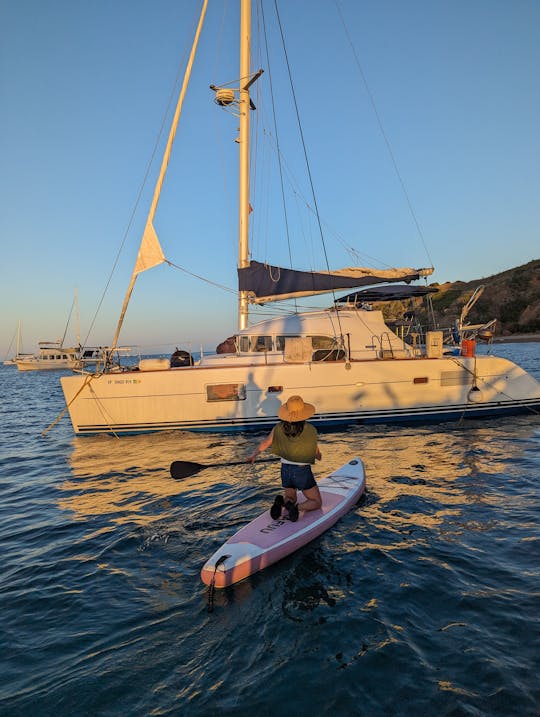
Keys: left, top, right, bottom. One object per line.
{"left": 238, "top": 260, "right": 432, "bottom": 304}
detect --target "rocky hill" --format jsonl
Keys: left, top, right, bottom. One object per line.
{"left": 378, "top": 259, "right": 540, "bottom": 337}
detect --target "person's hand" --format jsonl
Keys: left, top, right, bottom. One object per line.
{"left": 315, "top": 448, "right": 322, "bottom": 461}
{"left": 247, "top": 452, "right": 257, "bottom": 464}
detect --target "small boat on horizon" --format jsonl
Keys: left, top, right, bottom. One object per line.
{"left": 3, "top": 320, "right": 40, "bottom": 367}
{"left": 15, "top": 340, "right": 81, "bottom": 372}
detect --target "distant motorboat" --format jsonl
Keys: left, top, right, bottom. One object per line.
{"left": 16, "top": 341, "right": 81, "bottom": 372}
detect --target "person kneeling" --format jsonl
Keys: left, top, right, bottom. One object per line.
{"left": 247, "top": 395, "right": 322, "bottom": 522}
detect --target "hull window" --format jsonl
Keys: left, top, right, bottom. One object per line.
{"left": 206, "top": 383, "right": 247, "bottom": 402}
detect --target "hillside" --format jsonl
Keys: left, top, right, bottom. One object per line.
{"left": 377, "top": 259, "right": 540, "bottom": 337}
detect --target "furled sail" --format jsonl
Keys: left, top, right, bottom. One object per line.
{"left": 134, "top": 221, "right": 165, "bottom": 275}
{"left": 238, "top": 260, "right": 434, "bottom": 304}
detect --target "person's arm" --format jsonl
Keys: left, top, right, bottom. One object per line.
{"left": 315, "top": 445, "right": 322, "bottom": 461}
{"left": 247, "top": 428, "right": 275, "bottom": 463}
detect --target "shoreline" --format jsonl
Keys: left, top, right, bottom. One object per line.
{"left": 492, "top": 333, "right": 540, "bottom": 343}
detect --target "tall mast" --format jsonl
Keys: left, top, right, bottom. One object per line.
{"left": 238, "top": 0, "right": 251, "bottom": 330}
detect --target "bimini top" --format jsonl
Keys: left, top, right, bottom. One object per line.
{"left": 336, "top": 284, "right": 439, "bottom": 304}
{"left": 238, "top": 261, "right": 434, "bottom": 304}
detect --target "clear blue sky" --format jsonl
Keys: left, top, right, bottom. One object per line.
{"left": 1, "top": 0, "right": 539, "bottom": 357}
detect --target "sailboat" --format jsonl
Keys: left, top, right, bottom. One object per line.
{"left": 3, "top": 321, "right": 33, "bottom": 366}
{"left": 59, "top": 0, "right": 540, "bottom": 435}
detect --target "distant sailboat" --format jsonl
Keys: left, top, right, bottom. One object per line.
{"left": 3, "top": 321, "right": 33, "bottom": 366}
{"left": 58, "top": 0, "right": 540, "bottom": 435}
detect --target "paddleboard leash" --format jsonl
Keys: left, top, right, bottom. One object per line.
{"left": 207, "top": 554, "right": 230, "bottom": 612}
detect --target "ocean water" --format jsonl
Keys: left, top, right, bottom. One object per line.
{"left": 1, "top": 343, "right": 539, "bottom": 716}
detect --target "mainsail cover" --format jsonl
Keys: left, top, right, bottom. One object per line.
{"left": 336, "top": 284, "right": 439, "bottom": 303}
{"left": 238, "top": 260, "right": 434, "bottom": 304}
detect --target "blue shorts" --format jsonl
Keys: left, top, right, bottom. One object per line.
{"left": 280, "top": 463, "right": 316, "bottom": 491}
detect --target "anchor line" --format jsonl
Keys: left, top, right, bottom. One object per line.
{"left": 207, "top": 554, "right": 230, "bottom": 613}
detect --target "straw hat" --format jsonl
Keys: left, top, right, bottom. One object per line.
{"left": 278, "top": 395, "right": 315, "bottom": 422}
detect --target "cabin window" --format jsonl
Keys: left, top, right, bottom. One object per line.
{"left": 206, "top": 383, "right": 246, "bottom": 402}
{"left": 310, "top": 335, "right": 345, "bottom": 361}
{"left": 312, "top": 349, "right": 346, "bottom": 362}
{"left": 413, "top": 377, "right": 429, "bottom": 384}
{"left": 239, "top": 335, "right": 273, "bottom": 353}
{"left": 276, "top": 334, "right": 338, "bottom": 352}
{"left": 276, "top": 335, "right": 300, "bottom": 351}
{"left": 310, "top": 335, "right": 337, "bottom": 350}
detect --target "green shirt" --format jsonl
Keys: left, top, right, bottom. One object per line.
{"left": 271, "top": 422, "right": 318, "bottom": 464}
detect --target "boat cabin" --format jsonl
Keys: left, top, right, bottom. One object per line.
{"left": 200, "top": 308, "right": 415, "bottom": 366}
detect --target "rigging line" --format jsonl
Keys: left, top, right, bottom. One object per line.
{"left": 260, "top": 1, "right": 298, "bottom": 313}
{"left": 165, "top": 260, "right": 237, "bottom": 295}
{"left": 258, "top": 122, "right": 400, "bottom": 270}
{"left": 3, "top": 325, "right": 17, "bottom": 361}
{"left": 81, "top": 9, "right": 201, "bottom": 350}
{"left": 41, "top": 373, "right": 94, "bottom": 437}
{"left": 334, "top": 0, "right": 434, "bottom": 269}
{"left": 273, "top": 1, "right": 345, "bottom": 340}
{"left": 61, "top": 296, "right": 76, "bottom": 347}
{"left": 263, "top": 131, "right": 394, "bottom": 268}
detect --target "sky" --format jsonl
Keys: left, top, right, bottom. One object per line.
{"left": 1, "top": 0, "right": 539, "bottom": 357}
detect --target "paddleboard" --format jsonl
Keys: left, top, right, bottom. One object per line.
{"left": 201, "top": 457, "right": 365, "bottom": 588}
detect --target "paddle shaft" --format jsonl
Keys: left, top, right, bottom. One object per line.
{"left": 170, "top": 456, "right": 280, "bottom": 479}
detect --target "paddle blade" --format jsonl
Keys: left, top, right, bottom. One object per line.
{"left": 170, "top": 460, "right": 206, "bottom": 479}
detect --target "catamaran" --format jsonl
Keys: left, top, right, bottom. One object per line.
{"left": 59, "top": 0, "right": 540, "bottom": 435}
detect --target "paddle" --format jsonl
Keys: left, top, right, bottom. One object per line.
{"left": 170, "top": 456, "right": 280, "bottom": 479}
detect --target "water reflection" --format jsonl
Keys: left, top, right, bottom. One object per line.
{"left": 313, "top": 418, "right": 540, "bottom": 555}
{"left": 59, "top": 430, "right": 258, "bottom": 527}
{"left": 57, "top": 418, "right": 539, "bottom": 553}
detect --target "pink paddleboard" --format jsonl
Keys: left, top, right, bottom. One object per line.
{"left": 201, "top": 458, "right": 365, "bottom": 588}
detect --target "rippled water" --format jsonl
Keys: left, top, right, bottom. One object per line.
{"left": 1, "top": 344, "right": 539, "bottom": 716}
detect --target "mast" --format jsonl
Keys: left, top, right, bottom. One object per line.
{"left": 75, "top": 288, "right": 81, "bottom": 347}
{"left": 238, "top": 0, "right": 251, "bottom": 330}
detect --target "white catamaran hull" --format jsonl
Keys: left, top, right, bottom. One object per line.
{"left": 60, "top": 354, "right": 540, "bottom": 434}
